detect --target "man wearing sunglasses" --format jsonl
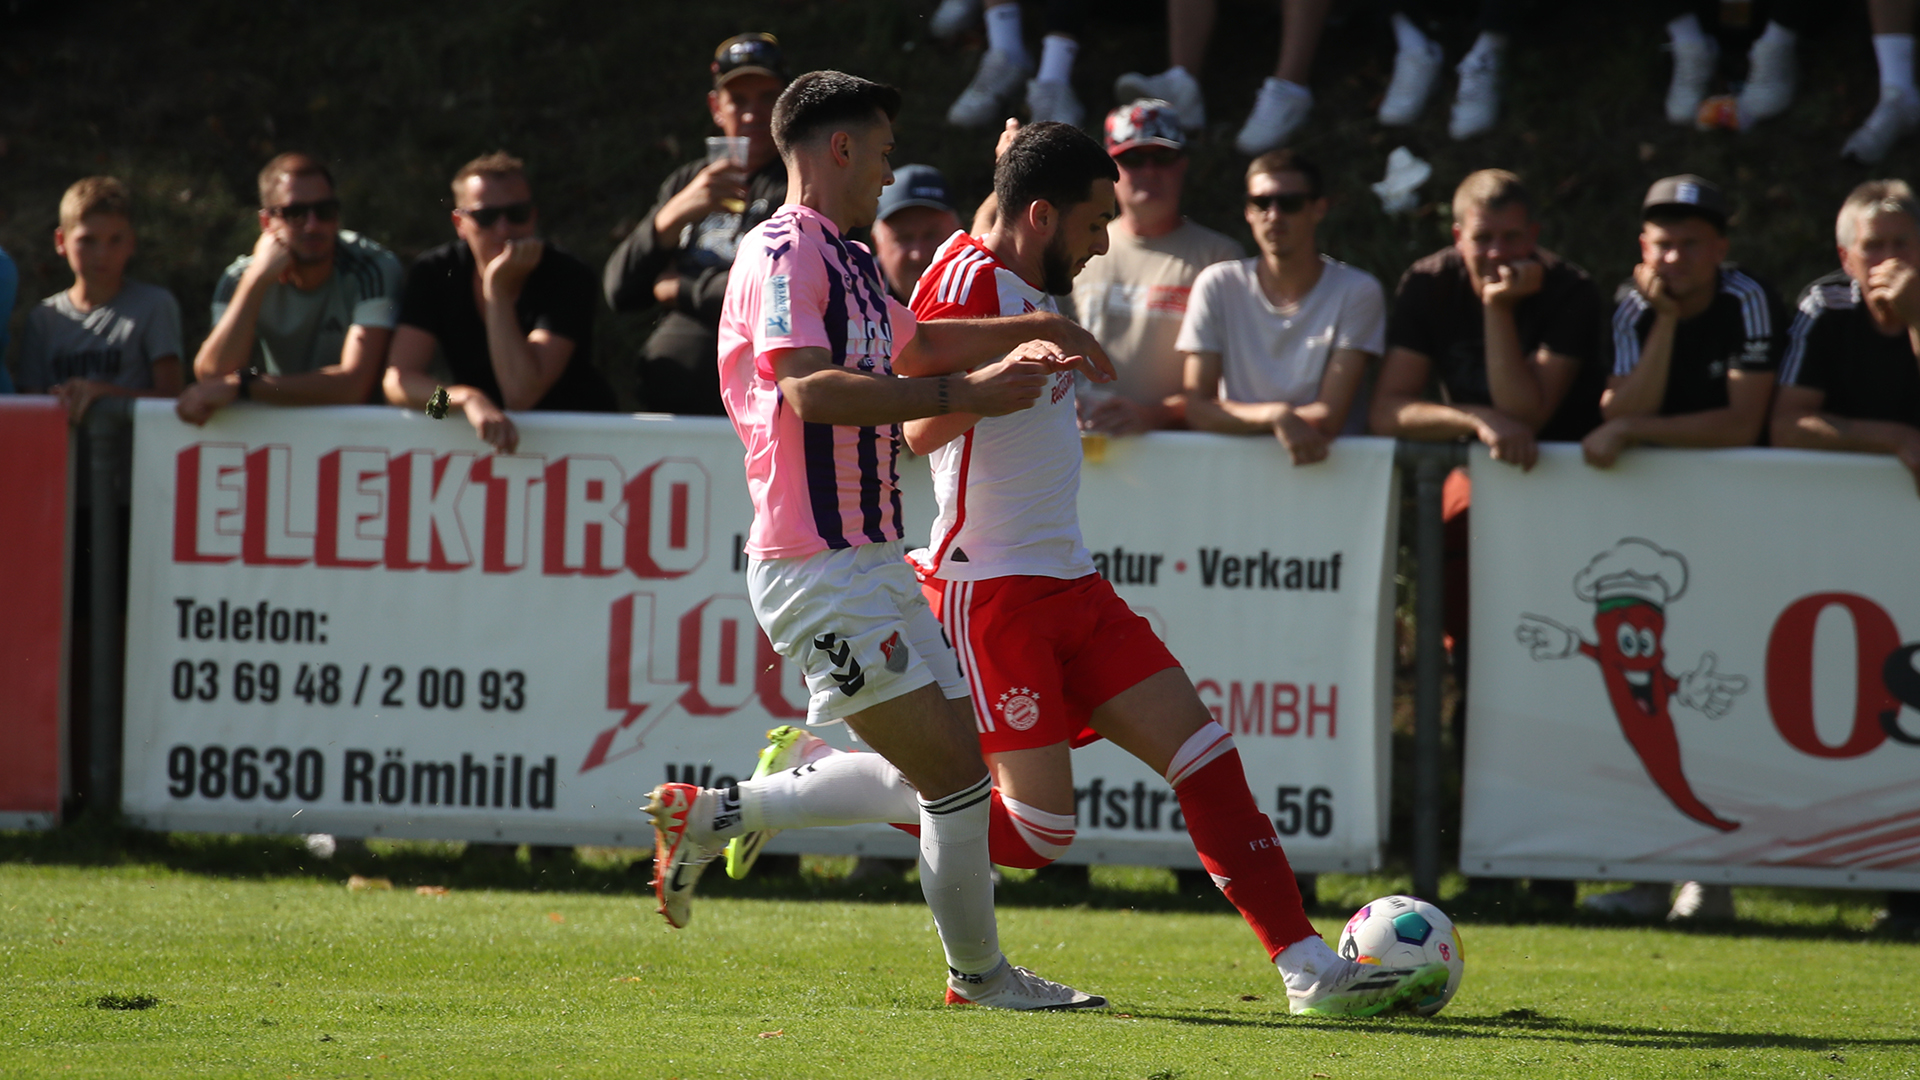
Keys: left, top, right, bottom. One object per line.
{"left": 1179, "top": 151, "right": 1383, "bottom": 466}
{"left": 1070, "top": 100, "right": 1241, "bottom": 436}
{"left": 604, "top": 32, "right": 788, "bottom": 415}
{"left": 385, "top": 152, "right": 614, "bottom": 452}
{"left": 179, "top": 152, "right": 402, "bottom": 422}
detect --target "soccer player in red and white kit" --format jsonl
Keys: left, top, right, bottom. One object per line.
{"left": 648, "top": 71, "right": 1115, "bottom": 1011}
{"left": 689, "top": 118, "right": 1447, "bottom": 1017}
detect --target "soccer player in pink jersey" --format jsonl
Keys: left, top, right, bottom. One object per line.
{"left": 672, "top": 119, "right": 1449, "bottom": 1017}
{"left": 648, "top": 70, "right": 1114, "bottom": 1011}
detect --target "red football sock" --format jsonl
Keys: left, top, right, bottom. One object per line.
{"left": 1174, "top": 747, "right": 1319, "bottom": 960}
{"left": 889, "top": 790, "right": 1073, "bottom": 869}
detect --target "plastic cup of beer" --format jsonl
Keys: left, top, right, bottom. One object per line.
{"left": 1081, "top": 432, "right": 1108, "bottom": 463}
{"left": 707, "top": 137, "right": 750, "bottom": 213}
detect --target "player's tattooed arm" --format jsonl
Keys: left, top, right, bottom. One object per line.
{"left": 897, "top": 313, "right": 1115, "bottom": 383}
{"left": 773, "top": 346, "right": 1050, "bottom": 427}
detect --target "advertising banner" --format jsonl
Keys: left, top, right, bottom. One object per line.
{"left": 123, "top": 404, "right": 1396, "bottom": 870}
{"left": 1464, "top": 445, "right": 1920, "bottom": 889}
{"left": 0, "top": 398, "right": 71, "bottom": 829}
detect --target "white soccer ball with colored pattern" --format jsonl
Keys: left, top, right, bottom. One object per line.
{"left": 1336, "top": 894, "right": 1464, "bottom": 1016}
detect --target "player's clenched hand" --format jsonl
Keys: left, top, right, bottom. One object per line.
{"left": 1272, "top": 409, "right": 1329, "bottom": 466}
{"left": 958, "top": 356, "right": 1050, "bottom": 417}
{"left": 462, "top": 392, "right": 519, "bottom": 452}
{"left": 1868, "top": 258, "right": 1920, "bottom": 328}
{"left": 1477, "top": 411, "right": 1539, "bottom": 470}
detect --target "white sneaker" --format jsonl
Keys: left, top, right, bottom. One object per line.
{"left": 948, "top": 49, "right": 1032, "bottom": 127}
{"left": 1286, "top": 956, "right": 1451, "bottom": 1017}
{"left": 1666, "top": 35, "right": 1719, "bottom": 125}
{"left": 1668, "top": 881, "right": 1736, "bottom": 921}
{"left": 647, "top": 782, "right": 725, "bottom": 929}
{"left": 1843, "top": 89, "right": 1920, "bottom": 163}
{"left": 1378, "top": 37, "right": 1444, "bottom": 126}
{"left": 1026, "top": 78, "right": 1085, "bottom": 126}
{"left": 1114, "top": 66, "right": 1206, "bottom": 130}
{"left": 946, "top": 960, "right": 1107, "bottom": 1010}
{"left": 1234, "top": 77, "right": 1312, "bottom": 155}
{"left": 929, "top": 0, "right": 979, "bottom": 40}
{"left": 1449, "top": 49, "right": 1500, "bottom": 140}
{"left": 1581, "top": 882, "right": 1670, "bottom": 918}
{"left": 1738, "top": 34, "right": 1796, "bottom": 126}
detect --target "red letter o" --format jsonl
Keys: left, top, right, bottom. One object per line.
{"left": 1766, "top": 593, "right": 1899, "bottom": 759}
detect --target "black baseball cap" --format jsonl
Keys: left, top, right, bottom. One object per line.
{"left": 1643, "top": 174, "right": 1730, "bottom": 231}
{"left": 712, "top": 33, "right": 787, "bottom": 88}
{"left": 877, "top": 164, "right": 957, "bottom": 222}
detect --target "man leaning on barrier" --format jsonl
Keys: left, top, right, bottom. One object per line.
{"left": 384, "top": 152, "right": 615, "bottom": 453}
{"left": 177, "top": 153, "right": 402, "bottom": 425}
{"left": 1179, "top": 150, "right": 1383, "bottom": 466}
{"left": 603, "top": 32, "right": 788, "bottom": 415}
{"left": 1582, "top": 174, "right": 1786, "bottom": 469}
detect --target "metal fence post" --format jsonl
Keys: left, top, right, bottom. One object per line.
{"left": 1397, "top": 441, "right": 1465, "bottom": 903}
{"left": 85, "top": 397, "right": 133, "bottom": 816}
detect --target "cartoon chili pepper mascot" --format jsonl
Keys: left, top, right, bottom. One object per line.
{"left": 1515, "top": 538, "right": 1747, "bottom": 832}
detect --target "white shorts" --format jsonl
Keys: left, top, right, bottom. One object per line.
{"left": 748, "top": 539, "right": 968, "bottom": 726}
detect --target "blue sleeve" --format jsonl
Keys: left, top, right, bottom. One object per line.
{"left": 0, "top": 247, "right": 17, "bottom": 392}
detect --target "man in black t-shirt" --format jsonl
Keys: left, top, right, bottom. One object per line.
{"left": 603, "top": 33, "right": 788, "bottom": 415}
{"left": 1372, "top": 169, "right": 1605, "bottom": 466}
{"left": 1583, "top": 175, "right": 1785, "bottom": 469}
{"left": 1773, "top": 179, "right": 1920, "bottom": 496}
{"left": 385, "top": 152, "right": 614, "bottom": 452}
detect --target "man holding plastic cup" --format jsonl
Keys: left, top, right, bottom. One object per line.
{"left": 604, "top": 31, "right": 788, "bottom": 414}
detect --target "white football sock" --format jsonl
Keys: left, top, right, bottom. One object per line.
{"left": 1666, "top": 13, "right": 1707, "bottom": 47}
{"left": 918, "top": 775, "right": 1004, "bottom": 977}
{"left": 984, "top": 2, "right": 1027, "bottom": 64}
{"left": 1275, "top": 933, "right": 1344, "bottom": 992}
{"left": 1391, "top": 12, "right": 1431, "bottom": 55}
{"left": 726, "top": 751, "right": 919, "bottom": 838}
{"left": 1036, "top": 34, "right": 1078, "bottom": 84}
{"left": 1876, "top": 33, "right": 1917, "bottom": 96}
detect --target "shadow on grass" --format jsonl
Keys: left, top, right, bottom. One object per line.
{"left": 1, "top": 819, "right": 1911, "bottom": 944}
{"left": 1132, "top": 1006, "right": 1920, "bottom": 1054}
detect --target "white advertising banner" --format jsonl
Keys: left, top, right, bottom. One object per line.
{"left": 1464, "top": 444, "right": 1920, "bottom": 889}
{"left": 122, "top": 403, "right": 1396, "bottom": 870}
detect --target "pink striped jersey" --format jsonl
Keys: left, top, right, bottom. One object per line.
{"left": 906, "top": 231, "right": 1095, "bottom": 582}
{"left": 718, "top": 204, "right": 917, "bottom": 560}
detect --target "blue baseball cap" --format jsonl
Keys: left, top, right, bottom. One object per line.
{"left": 878, "top": 164, "right": 956, "bottom": 222}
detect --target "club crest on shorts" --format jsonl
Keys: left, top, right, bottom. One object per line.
{"left": 879, "top": 630, "right": 910, "bottom": 674}
{"left": 997, "top": 687, "right": 1040, "bottom": 731}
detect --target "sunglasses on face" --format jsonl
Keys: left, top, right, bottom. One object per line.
{"left": 1247, "top": 192, "right": 1317, "bottom": 215}
{"left": 267, "top": 198, "right": 341, "bottom": 223}
{"left": 1115, "top": 148, "right": 1182, "bottom": 169}
{"left": 458, "top": 202, "right": 534, "bottom": 228}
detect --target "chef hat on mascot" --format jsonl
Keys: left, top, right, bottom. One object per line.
{"left": 1572, "top": 538, "right": 1688, "bottom": 610}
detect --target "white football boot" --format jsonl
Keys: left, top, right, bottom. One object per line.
{"left": 1234, "top": 77, "right": 1313, "bottom": 155}
{"left": 1843, "top": 89, "right": 1920, "bottom": 163}
{"left": 1114, "top": 66, "right": 1206, "bottom": 130}
{"left": 1379, "top": 37, "right": 1445, "bottom": 126}
{"left": 946, "top": 960, "right": 1107, "bottom": 1010}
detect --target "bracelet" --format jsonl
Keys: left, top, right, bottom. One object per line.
{"left": 936, "top": 375, "right": 950, "bottom": 416}
{"left": 237, "top": 366, "right": 259, "bottom": 400}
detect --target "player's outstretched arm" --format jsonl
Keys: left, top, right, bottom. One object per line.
{"left": 772, "top": 346, "right": 1049, "bottom": 427}
{"left": 897, "top": 313, "right": 1115, "bottom": 383}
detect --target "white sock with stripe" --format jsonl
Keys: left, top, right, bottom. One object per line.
{"left": 984, "top": 1, "right": 1026, "bottom": 64}
{"left": 919, "top": 775, "right": 1004, "bottom": 978}
{"left": 728, "top": 751, "right": 919, "bottom": 838}
{"left": 999, "top": 793, "right": 1076, "bottom": 863}
{"left": 1164, "top": 721, "right": 1236, "bottom": 788}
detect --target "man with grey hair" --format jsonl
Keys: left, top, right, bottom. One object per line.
{"left": 1773, "top": 179, "right": 1920, "bottom": 499}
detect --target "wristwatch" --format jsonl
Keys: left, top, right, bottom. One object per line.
{"left": 237, "top": 366, "right": 260, "bottom": 400}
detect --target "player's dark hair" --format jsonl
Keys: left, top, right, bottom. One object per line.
{"left": 993, "top": 121, "right": 1120, "bottom": 223}
{"left": 771, "top": 71, "right": 902, "bottom": 157}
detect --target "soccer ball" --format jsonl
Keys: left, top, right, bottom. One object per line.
{"left": 1336, "top": 894, "right": 1465, "bottom": 1016}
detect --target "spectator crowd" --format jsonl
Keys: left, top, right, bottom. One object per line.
{"left": 3, "top": 23, "right": 1916, "bottom": 936}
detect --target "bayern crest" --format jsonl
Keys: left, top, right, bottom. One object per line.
{"left": 998, "top": 688, "right": 1040, "bottom": 731}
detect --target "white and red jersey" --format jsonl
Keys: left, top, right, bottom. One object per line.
{"left": 906, "top": 232, "right": 1095, "bottom": 582}
{"left": 717, "top": 204, "right": 915, "bottom": 560}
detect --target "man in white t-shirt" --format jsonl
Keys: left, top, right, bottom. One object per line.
{"left": 1180, "top": 150, "right": 1384, "bottom": 465}
{"left": 1071, "top": 99, "right": 1242, "bottom": 435}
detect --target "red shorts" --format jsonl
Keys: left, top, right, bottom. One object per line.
{"left": 922, "top": 573, "right": 1181, "bottom": 754}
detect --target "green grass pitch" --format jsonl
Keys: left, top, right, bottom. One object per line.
{"left": 1, "top": 834, "right": 1915, "bottom": 1079}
